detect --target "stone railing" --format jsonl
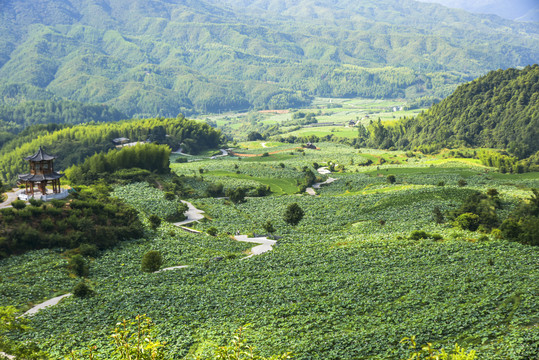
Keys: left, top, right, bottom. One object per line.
{"left": 18, "top": 189, "right": 69, "bottom": 202}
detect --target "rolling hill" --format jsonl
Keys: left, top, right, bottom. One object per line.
{"left": 0, "top": 0, "right": 538, "bottom": 117}
{"left": 371, "top": 64, "right": 539, "bottom": 157}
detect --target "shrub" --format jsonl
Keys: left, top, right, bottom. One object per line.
{"left": 261, "top": 152, "right": 269, "bottom": 157}
{"left": 437, "top": 181, "right": 445, "bottom": 187}
{"left": 500, "top": 218, "right": 521, "bottom": 241}
{"left": 28, "top": 198, "right": 44, "bottom": 207}
{"left": 40, "top": 218, "right": 55, "bottom": 231}
{"left": 226, "top": 187, "right": 247, "bottom": 204}
{"left": 478, "top": 235, "right": 490, "bottom": 242}
{"left": 207, "top": 227, "right": 218, "bottom": 236}
{"left": 11, "top": 200, "right": 26, "bottom": 210}
{"left": 455, "top": 213, "right": 480, "bottom": 231}
{"left": 487, "top": 188, "right": 499, "bottom": 197}
{"left": 50, "top": 199, "right": 66, "bottom": 208}
{"left": 409, "top": 230, "right": 429, "bottom": 240}
{"left": 164, "top": 192, "right": 176, "bottom": 201}
{"left": 73, "top": 281, "right": 93, "bottom": 298}
{"left": 68, "top": 255, "right": 89, "bottom": 277}
{"left": 175, "top": 157, "right": 188, "bottom": 163}
{"left": 284, "top": 203, "right": 304, "bottom": 226}
{"left": 457, "top": 179, "right": 468, "bottom": 187}
{"left": 263, "top": 220, "right": 275, "bottom": 234}
{"left": 491, "top": 228, "right": 503, "bottom": 239}
{"left": 206, "top": 183, "right": 224, "bottom": 197}
{"left": 148, "top": 215, "right": 162, "bottom": 230}
{"left": 433, "top": 206, "right": 444, "bottom": 224}
{"left": 79, "top": 243, "right": 98, "bottom": 257}
{"left": 387, "top": 175, "right": 396, "bottom": 184}
{"left": 141, "top": 250, "right": 162, "bottom": 273}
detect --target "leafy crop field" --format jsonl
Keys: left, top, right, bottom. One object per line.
{"left": 1, "top": 143, "right": 538, "bottom": 359}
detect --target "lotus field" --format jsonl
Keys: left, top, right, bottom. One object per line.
{"left": 1, "top": 143, "right": 538, "bottom": 359}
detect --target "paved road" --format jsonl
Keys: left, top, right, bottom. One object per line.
{"left": 234, "top": 235, "right": 277, "bottom": 259}
{"left": 317, "top": 167, "right": 331, "bottom": 175}
{"left": 155, "top": 265, "right": 189, "bottom": 273}
{"left": 313, "top": 177, "right": 337, "bottom": 189}
{"left": 173, "top": 200, "right": 205, "bottom": 226}
{"left": 306, "top": 168, "right": 338, "bottom": 195}
{"left": 23, "top": 294, "right": 72, "bottom": 317}
{"left": 0, "top": 189, "right": 22, "bottom": 209}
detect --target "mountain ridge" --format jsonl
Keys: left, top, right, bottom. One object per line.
{"left": 0, "top": 0, "right": 538, "bottom": 116}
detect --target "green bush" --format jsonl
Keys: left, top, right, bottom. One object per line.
{"left": 226, "top": 187, "right": 247, "bottom": 204}
{"left": 40, "top": 218, "right": 55, "bottom": 231}
{"left": 141, "top": 250, "right": 162, "bottom": 273}
{"left": 79, "top": 243, "right": 98, "bottom": 257}
{"left": 284, "top": 203, "right": 304, "bottom": 226}
{"left": 11, "top": 200, "right": 26, "bottom": 210}
{"left": 73, "top": 281, "right": 93, "bottom": 298}
{"left": 409, "top": 230, "right": 429, "bottom": 240}
{"left": 68, "top": 255, "right": 89, "bottom": 277}
{"left": 28, "top": 198, "right": 44, "bottom": 207}
{"left": 49, "top": 199, "right": 66, "bottom": 208}
{"left": 164, "top": 192, "right": 176, "bottom": 201}
{"left": 409, "top": 231, "right": 443, "bottom": 241}
{"left": 387, "top": 175, "right": 396, "bottom": 184}
{"left": 263, "top": 220, "right": 275, "bottom": 234}
{"left": 148, "top": 215, "right": 162, "bottom": 230}
{"left": 455, "top": 213, "right": 480, "bottom": 231}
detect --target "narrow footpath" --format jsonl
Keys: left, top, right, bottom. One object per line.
{"left": 0, "top": 189, "right": 22, "bottom": 209}
{"left": 306, "top": 167, "right": 338, "bottom": 195}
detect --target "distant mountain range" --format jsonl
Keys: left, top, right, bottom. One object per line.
{"left": 0, "top": 0, "right": 538, "bottom": 117}
{"left": 415, "top": 0, "right": 539, "bottom": 22}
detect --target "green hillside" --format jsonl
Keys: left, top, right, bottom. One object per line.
{"left": 0, "top": 0, "right": 538, "bottom": 116}
{"left": 370, "top": 65, "right": 539, "bottom": 157}
{"left": 0, "top": 116, "right": 223, "bottom": 184}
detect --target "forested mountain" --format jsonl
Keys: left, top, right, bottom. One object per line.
{"left": 369, "top": 65, "right": 539, "bottom": 156}
{"left": 0, "top": 0, "right": 538, "bottom": 116}
{"left": 0, "top": 100, "right": 126, "bottom": 133}
{"left": 0, "top": 116, "right": 223, "bottom": 184}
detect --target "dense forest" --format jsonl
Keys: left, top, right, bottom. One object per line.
{"left": 362, "top": 65, "right": 539, "bottom": 158}
{"left": 0, "top": 100, "right": 126, "bottom": 133}
{"left": 0, "top": 0, "right": 538, "bottom": 115}
{"left": 65, "top": 143, "right": 171, "bottom": 185}
{"left": 0, "top": 116, "right": 223, "bottom": 185}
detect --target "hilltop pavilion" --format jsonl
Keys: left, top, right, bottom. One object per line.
{"left": 18, "top": 147, "right": 65, "bottom": 200}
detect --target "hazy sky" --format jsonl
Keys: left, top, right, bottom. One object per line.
{"left": 414, "top": 0, "right": 538, "bottom": 21}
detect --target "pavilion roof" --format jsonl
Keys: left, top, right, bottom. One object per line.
{"left": 18, "top": 172, "right": 64, "bottom": 182}
{"left": 24, "top": 147, "right": 57, "bottom": 161}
